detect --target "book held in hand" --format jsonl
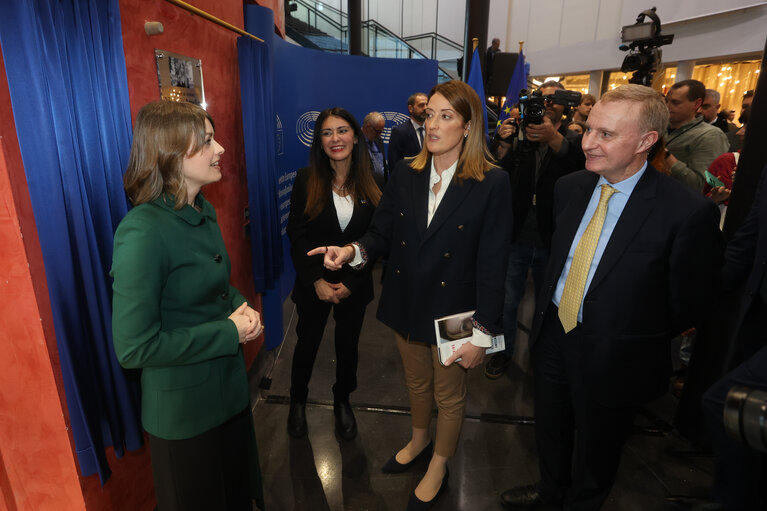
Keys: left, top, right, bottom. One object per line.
{"left": 434, "top": 310, "right": 505, "bottom": 366}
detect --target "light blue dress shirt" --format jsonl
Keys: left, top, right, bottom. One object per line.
{"left": 552, "top": 162, "right": 648, "bottom": 322}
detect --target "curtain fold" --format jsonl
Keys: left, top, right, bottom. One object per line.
{"left": 238, "top": 36, "right": 283, "bottom": 294}
{"left": 0, "top": 0, "right": 142, "bottom": 483}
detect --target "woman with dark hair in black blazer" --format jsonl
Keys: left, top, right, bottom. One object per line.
{"left": 286, "top": 107, "right": 382, "bottom": 440}
{"left": 311, "top": 81, "right": 511, "bottom": 510}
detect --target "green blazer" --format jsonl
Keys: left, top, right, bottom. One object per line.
{"left": 111, "top": 194, "right": 249, "bottom": 440}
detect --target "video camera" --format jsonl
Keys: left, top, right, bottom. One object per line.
{"left": 725, "top": 386, "right": 767, "bottom": 453}
{"left": 619, "top": 6, "right": 674, "bottom": 86}
{"left": 518, "top": 88, "right": 582, "bottom": 128}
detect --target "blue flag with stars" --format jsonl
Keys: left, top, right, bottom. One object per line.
{"left": 497, "top": 51, "right": 527, "bottom": 128}
{"left": 466, "top": 47, "right": 487, "bottom": 139}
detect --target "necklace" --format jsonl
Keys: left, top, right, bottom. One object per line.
{"left": 332, "top": 181, "right": 347, "bottom": 192}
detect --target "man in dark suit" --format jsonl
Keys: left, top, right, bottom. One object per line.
{"left": 361, "top": 111, "right": 389, "bottom": 181}
{"left": 500, "top": 85, "right": 724, "bottom": 510}
{"left": 388, "top": 92, "right": 427, "bottom": 168}
{"left": 669, "top": 165, "right": 767, "bottom": 511}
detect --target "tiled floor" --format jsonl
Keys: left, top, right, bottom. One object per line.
{"left": 249, "top": 266, "right": 713, "bottom": 510}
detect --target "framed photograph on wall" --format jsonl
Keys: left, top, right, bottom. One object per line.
{"left": 154, "top": 49, "right": 205, "bottom": 106}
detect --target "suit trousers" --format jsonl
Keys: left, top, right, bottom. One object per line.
{"left": 533, "top": 305, "right": 636, "bottom": 511}
{"left": 395, "top": 333, "right": 467, "bottom": 457}
{"left": 290, "top": 292, "right": 368, "bottom": 403}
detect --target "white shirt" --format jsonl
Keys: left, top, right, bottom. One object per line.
{"left": 411, "top": 119, "right": 425, "bottom": 147}
{"left": 427, "top": 158, "right": 457, "bottom": 225}
{"left": 333, "top": 191, "right": 353, "bottom": 232}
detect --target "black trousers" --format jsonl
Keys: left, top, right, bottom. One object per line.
{"left": 533, "top": 305, "right": 636, "bottom": 511}
{"left": 148, "top": 408, "right": 262, "bottom": 511}
{"left": 290, "top": 292, "right": 367, "bottom": 403}
{"left": 702, "top": 298, "right": 767, "bottom": 510}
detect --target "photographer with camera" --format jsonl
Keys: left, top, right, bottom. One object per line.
{"left": 484, "top": 81, "right": 585, "bottom": 379}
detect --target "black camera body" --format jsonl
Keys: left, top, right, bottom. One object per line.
{"left": 518, "top": 88, "right": 582, "bottom": 128}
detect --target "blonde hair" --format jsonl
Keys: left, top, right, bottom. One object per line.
{"left": 599, "top": 84, "right": 669, "bottom": 136}
{"left": 123, "top": 101, "right": 211, "bottom": 209}
{"left": 410, "top": 80, "right": 496, "bottom": 181}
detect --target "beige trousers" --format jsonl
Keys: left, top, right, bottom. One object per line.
{"left": 395, "top": 333, "right": 467, "bottom": 457}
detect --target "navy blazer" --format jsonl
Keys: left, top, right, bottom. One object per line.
{"left": 358, "top": 159, "right": 512, "bottom": 345}
{"left": 287, "top": 167, "right": 379, "bottom": 305}
{"left": 533, "top": 166, "right": 724, "bottom": 405}
{"left": 388, "top": 121, "right": 422, "bottom": 169}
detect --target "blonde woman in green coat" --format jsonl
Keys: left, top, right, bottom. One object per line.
{"left": 111, "top": 101, "right": 264, "bottom": 510}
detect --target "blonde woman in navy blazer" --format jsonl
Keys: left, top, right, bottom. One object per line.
{"left": 311, "top": 81, "right": 511, "bottom": 510}
{"left": 286, "top": 107, "right": 382, "bottom": 440}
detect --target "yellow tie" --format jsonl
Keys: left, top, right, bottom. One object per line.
{"left": 558, "top": 184, "right": 617, "bottom": 333}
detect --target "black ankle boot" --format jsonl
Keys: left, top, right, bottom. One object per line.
{"left": 333, "top": 400, "right": 357, "bottom": 440}
{"left": 287, "top": 401, "right": 307, "bottom": 438}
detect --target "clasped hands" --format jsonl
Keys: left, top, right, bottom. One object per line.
{"left": 306, "top": 245, "right": 355, "bottom": 303}
{"left": 229, "top": 302, "right": 263, "bottom": 344}
{"left": 307, "top": 245, "right": 485, "bottom": 369}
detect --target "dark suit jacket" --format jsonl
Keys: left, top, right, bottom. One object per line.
{"left": 287, "top": 167, "right": 379, "bottom": 305}
{"left": 359, "top": 159, "right": 512, "bottom": 344}
{"left": 723, "top": 165, "right": 767, "bottom": 337}
{"left": 365, "top": 135, "right": 389, "bottom": 181}
{"left": 388, "top": 120, "right": 422, "bottom": 169}
{"left": 532, "top": 166, "right": 724, "bottom": 406}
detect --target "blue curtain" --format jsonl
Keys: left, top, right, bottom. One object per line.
{"left": 238, "top": 36, "right": 282, "bottom": 293}
{"left": 0, "top": 0, "right": 143, "bottom": 483}
{"left": 238, "top": 34, "right": 287, "bottom": 351}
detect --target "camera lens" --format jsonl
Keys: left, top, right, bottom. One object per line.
{"left": 724, "top": 386, "right": 767, "bottom": 453}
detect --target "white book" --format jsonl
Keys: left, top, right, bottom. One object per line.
{"left": 433, "top": 310, "right": 505, "bottom": 366}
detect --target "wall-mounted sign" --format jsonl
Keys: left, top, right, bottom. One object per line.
{"left": 154, "top": 49, "right": 205, "bottom": 106}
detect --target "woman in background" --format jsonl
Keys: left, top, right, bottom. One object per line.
{"left": 312, "top": 81, "right": 511, "bottom": 510}
{"left": 111, "top": 101, "right": 263, "bottom": 511}
{"left": 286, "top": 107, "right": 382, "bottom": 440}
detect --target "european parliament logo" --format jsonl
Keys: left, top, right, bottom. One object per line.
{"left": 381, "top": 111, "right": 410, "bottom": 143}
{"left": 295, "top": 111, "right": 320, "bottom": 147}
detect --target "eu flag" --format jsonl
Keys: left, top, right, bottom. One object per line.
{"left": 497, "top": 51, "right": 527, "bottom": 128}
{"left": 466, "top": 47, "right": 487, "bottom": 138}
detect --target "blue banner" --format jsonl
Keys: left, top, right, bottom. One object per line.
{"left": 244, "top": 5, "right": 438, "bottom": 348}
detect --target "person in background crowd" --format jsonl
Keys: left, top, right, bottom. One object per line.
{"left": 568, "top": 120, "right": 587, "bottom": 135}
{"left": 362, "top": 111, "right": 389, "bottom": 181}
{"left": 389, "top": 92, "right": 428, "bottom": 169}
{"left": 311, "top": 80, "right": 511, "bottom": 511}
{"left": 286, "top": 107, "right": 382, "bottom": 441}
{"left": 730, "top": 90, "right": 755, "bottom": 152}
{"left": 665, "top": 79, "right": 730, "bottom": 193}
{"left": 112, "top": 101, "right": 265, "bottom": 511}
{"left": 705, "top": 107, "right": 749, "bottom": 227}
{"left": 700, "top": 89, "right": 730, "bottom": 133}
{"left": 572, "top": 93, "right": 596, "bottom": 123}
{"left": 485, "top": 81, "right": 584, "bottom": 380}
{"left": 500, "top": 84, "right": 723, "bottom": 511}
{"left": 485, "top": 37, "right": 501, "bottom": 90}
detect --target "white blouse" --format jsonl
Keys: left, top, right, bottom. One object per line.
{"left": 333, "top": 191, "right": 354, "bottom": 232}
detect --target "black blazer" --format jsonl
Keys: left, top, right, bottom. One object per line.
{"left": 358, "top": 159, "right": 512, "bottom": 344}
{"left": 724, "top": 165, "right": 767, "bottom": 336}
{"left": 532, "top": 166, "right": 724, "bottom": 405}
{"left": 388, "top": 121, "right": 422, "bottom": 169}
{"left": 287, "top": 167, "right": 379, "bottom": 305}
